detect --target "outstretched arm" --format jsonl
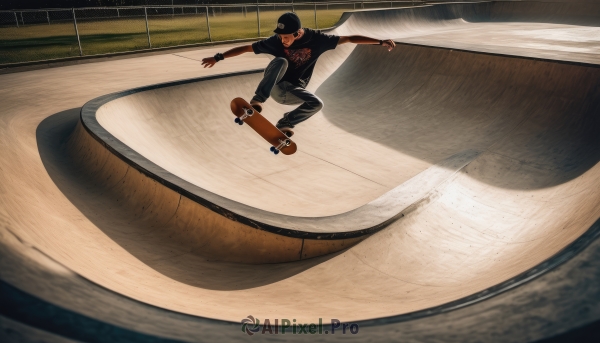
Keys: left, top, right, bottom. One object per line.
{"left": 338, "top": 36, "right": 396, "bottom": 51}
{"left": 201, "top": 45, "right": 254, "bottom": 68}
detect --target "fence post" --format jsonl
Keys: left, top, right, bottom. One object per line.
{"left": 20, "top": 12, "right": 24, "bottom": 25}
{"left": 47, "top": 11, "right": 50, "bottom": 25}
{"left": 117, "top": 8, "right": 120, "bottom": 17}
{"left": 144, "top": 7, "right": 151, "bottom": 49}
{"left": 14, "top": 11, "right": 19, "bottom": 28}
{"left": 256, "top": 5, "right": 261, "bottom": 37}
{"left": 72, "top": 8, "right": 83, "bottom": 56}
{"left": 314, "top": 3, "right": 317, "bottom": 29}
{"left": 205, "top": 7, "right": 212, "bottom": 42}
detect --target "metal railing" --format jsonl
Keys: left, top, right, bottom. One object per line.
{"left": 0, "top": 1, "right": 423, "bottom": 66}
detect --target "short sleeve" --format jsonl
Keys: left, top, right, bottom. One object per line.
{"left": 252, "top": 35, "right": 280, "bottom": 55}
{"left": 317, "top": 31, "right": 340, "bottom": 52}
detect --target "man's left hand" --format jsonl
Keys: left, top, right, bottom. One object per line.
{"left": 382, "top": 39, "right": 396, "bottom": 51}
{"left": 201, "top": 57, "right": 217, "bottom": 68}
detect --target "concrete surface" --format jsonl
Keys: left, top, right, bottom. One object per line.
{"left": 0, "top": 1, "right": 599, "bottom": 342}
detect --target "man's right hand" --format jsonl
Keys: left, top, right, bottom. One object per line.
{"left": 201, "top": 57, "right": 217, "bottom": 68}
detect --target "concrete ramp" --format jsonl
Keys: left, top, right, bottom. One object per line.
{"left": 335, "top": 0, "right": 600, "bottom": 63}
{"left": 78, "top": 1, "right": 600, "bottom": 263}
{"left": 14, "top": 0, "right": 600, "bottom": 327}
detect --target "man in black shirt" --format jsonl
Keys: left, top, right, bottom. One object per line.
{"left": 202, "top": 12, "right": 395, "bottom": 134}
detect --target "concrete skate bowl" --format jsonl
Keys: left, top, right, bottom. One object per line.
{"left": 14, "top": 0, "right": 600, "bottom": 342}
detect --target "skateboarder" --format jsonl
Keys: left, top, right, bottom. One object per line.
{"left": 202, "top": 12, "right": 395, "bottom": 133}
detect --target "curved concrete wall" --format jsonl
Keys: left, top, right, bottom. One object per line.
{"left": 70, "top": 116, "right": 366, "bottom": 264}
{"left": 336, "top": 1, "right": 600, "bottom": 63}
{"left": 32, "top": 0, "right": 599, "bottom": 324}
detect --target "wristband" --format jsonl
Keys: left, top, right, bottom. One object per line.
{"left": 214, "top": 53, "right": 224, "bottom": 62}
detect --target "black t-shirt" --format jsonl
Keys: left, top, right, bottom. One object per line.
{"left": 252, "top": 28, "right": 340, "bottom": 88}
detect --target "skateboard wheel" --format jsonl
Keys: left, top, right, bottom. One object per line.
{"left": 270, "top": 146, "right": 275, "bottom": 152}
{"left": 238, "top": 121, "right": 244, "bottom": 125}
{"left": 273, "top": 149, "right": 280, "bottom": 155}
{"left": 234, "top": 117, "right": 240, "bottom": 123}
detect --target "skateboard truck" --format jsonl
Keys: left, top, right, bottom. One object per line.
{"left": 269, "top": 138, "right": 291, "bottom": 155}
{"left": 276, "top": 138, "right": 291, "bottom": 150}
{"left": 234, "top": 107, "right": 254, "bottom": 125}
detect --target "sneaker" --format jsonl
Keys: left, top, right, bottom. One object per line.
{"left": 276, "top": 115, "right": 295, "bottom": 137}
{"left": 250, "top": 100, "right": 263, "bottom": 113}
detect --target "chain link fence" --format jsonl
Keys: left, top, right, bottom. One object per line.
{"left": 75, "top": 7, "right": 148, "bottom": 55}
{"left": 147, "top": 6, "right": 210, "bottom": 48}
{"left": 209, "top": 5, "right": 260, "bottom": 41}
{"left": 0, "top": 1, "right": 422, "bottom": 65}
{"left": 316, "top": 2, "right": 356, "bottom": 29}
{"left": 1, "top": 9, "right": 81, "bottom": 63}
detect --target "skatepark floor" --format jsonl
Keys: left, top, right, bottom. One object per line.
{"left": 1, "top": 1, "right": 600, "bottom": 342}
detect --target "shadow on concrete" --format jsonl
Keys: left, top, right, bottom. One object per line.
{"left": 36, "top": 108, "right": 337, "bottom": 291}
{"left": 316, "top": 44, "right": 600, "bottom": 190}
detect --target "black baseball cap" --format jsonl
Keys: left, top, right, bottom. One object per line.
{"left": 273, "top": 12, "right": 302, "bottom": 34}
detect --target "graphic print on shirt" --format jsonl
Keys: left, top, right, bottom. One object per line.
{"left": 284, "top": 48, "right": 312, "bottom": 68}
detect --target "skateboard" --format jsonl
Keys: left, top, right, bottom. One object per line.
{"left": 230, "top": 97, "right": 297, "bottom": 155}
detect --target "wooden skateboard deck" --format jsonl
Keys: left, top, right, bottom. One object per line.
{"left": 230, "top": 97, "right": 297, "bottom": 155}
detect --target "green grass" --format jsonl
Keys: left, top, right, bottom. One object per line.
{"left": 0, "top": 9, "right": 349, "bottom": 65}
{"left": 0, "top": 22, "right": 81, "bottom": 63}
{"left": 148, "top": 15, "right": 209, "bottom": 48}
{"left": 77, "top": 18, "right": 148, "bottom": 55}
{"left": 210, "top": 11, "right": 260, "bottom": 42}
